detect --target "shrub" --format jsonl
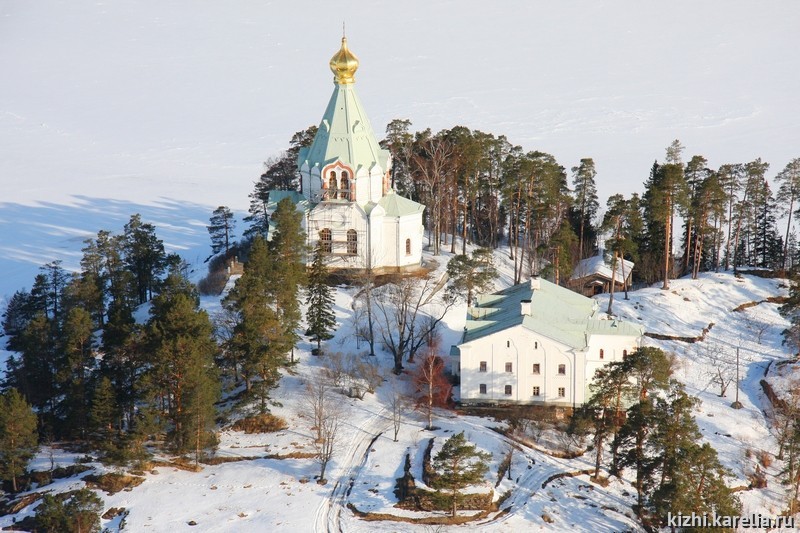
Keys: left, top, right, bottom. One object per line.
{"left": 198, "top": 270, "right": 229, "bottom": 296}
{"left": 231, "top": 413, "right": 288, "bottom": 434}
{"left": 83, "top": 472, "right": 144, "bottom": 495}
{"left": 35, "top": 488, "right": 103, "bottom": 533}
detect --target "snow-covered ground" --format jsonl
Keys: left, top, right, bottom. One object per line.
{"left": 1, "top": 251, "right": 795, "bottom": 532}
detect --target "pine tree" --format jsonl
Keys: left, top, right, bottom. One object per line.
{"left": 305, "top": 243, "right": 336, "bottom": 354}
{"left": 546, "top": 219, "right": 578, "bottom": 285}
{"left": 0, "top": 388, "right": 38, "bottom": 492}
{"left": 718, "top": 163, "right": 744, "bottom": 271}
{"left": 35, "top": 488, "right": 103, "bottom": 533}
{"left": 776, "top": 158, "right": 800, "bottom": 270}
{"left": 445, "top": 248, "right": 498, "bottom": 306}
{"left": 680, "top": 155, "right": 711, "bottom": 276}
{"left": 57, "top": 306, "right": 95, "bottom": 438}
{"left": 224, "top": 237, "right": 292, "bottom": 412}
{"left": 611, "top": 347, "right": 673, "bottom": 511}
{"left": 268, "top": 197, "right": 307, "bottom": 349}
{"left": 571, "top": 157, "right": 599, "bottom": 259}
{"left": 382, "top": 118, "right": 415, "bottom": 196}
{"left": 244, "top": 126, "right": 317, "bottom": 238}
{"left": 89, "top": 376, "right": 118, "bottom": 445}
{"left": 602, "top": 194, "right": 639, "bottom": 313}
{"left": 144, "top": 273, "right": 220, "bottom": 453}
{"left": 659, "top": 140, "right": 689, "bottom": 289}
{"left": 431, "top": 431, "right": 491, "bottom": 517}
{"left": 2, "top": 290, "right": 35, "bottom": 351}
{"left": 207, "top": 206, "right": 236, "bottom": 256}
{"left": 123, "top": 214, "right": 166, "bottom": 304}
{"left": 12, "top": 313, "right": 58, "bottom": 427}
{"left": 582, "top": 362, "right": 630, "bottom": 479}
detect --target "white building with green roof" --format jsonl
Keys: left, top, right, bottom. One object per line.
{"left": 452, "top": 277, "right": 644, "bottom": 407}
{"left": 266, "top": 36, "right": 424, "bottom": 271}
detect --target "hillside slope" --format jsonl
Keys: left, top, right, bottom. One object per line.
{"left": 0, "top": 257, "right": 794, "bottom": 531}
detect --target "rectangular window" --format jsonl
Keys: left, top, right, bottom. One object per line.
{"left": 558, "top": 387, "right": 566, "bottom": 398}
{"left": 558, "top": 364, "right": 566, "bottom": 375}
{"left": 479, "top": 384, "right": 487, "bottom": 394}
{"left": 532, "top": 363, "right": 540, "bottom": 374}
{"left": 504, "top": 385, "right": 512, "bottom": 395}
{"left": 532, "top": 386, "right": 540, "bottom": 396}
{"left": 479, "top": 361, "right": 487, "bottom": 373}
{"left": 505, "top": 362, "right": 513, "bottom": 373}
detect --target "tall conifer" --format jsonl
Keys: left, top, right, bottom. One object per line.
{"left": 305, "top": 243, "right": 336, "bottom": 353}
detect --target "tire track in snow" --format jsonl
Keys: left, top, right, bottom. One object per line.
{"left": 314, "top": 407, "right": 390, "bottom": 533}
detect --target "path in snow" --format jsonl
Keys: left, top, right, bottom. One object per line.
{"left": 314, "top": 406, "right": 391, "bottom": 533}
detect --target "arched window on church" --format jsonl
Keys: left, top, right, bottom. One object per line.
{"left": 346, "top": 229, "right": 357, "bottom": 255}
{"left": 328, "top": 172, "right": 337, "bottom": 200}
{"left": 405, "top": 238, "right": 411, "bottom": 255}
{"left": 319, "top": 228, "right": 332, "bottom": 253}
{"left": 340, "top": 172, "right": 350, "bottom": 200}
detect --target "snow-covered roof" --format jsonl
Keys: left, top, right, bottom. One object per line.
{"left": 570, "top": 252, "right": 633, "bottom": 283}
{"left": 460, "top": 277, "right": 643, "bottom": 349}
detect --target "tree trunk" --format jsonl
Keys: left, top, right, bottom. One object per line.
{"left": 662, "top": 191, "right": 672, "bottom": 290}
{"left": 784, "top": 196, "right": 795, "bottom": 270}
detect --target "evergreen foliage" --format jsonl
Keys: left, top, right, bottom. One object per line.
{"left": 445, "top": 247, "right": 497, "bottom": 306}
{"left": 431, "top": 431, "right": 491, "bottom": 517}
{"left": 305, "top": 243, "right": 337, "bottom": 352}
{"left": 207, "top": 205, "right": 237, "bottom": 255}
{"left": 0, "top": 388, "right": 38, "bottom": 492}
{"left": 224, "top": 237, "right": 293, "bottom": 412}
{"left": 35, "top": 488, "right": 103, "bottom": 533}
{"left": 89, "top": 376, "right": 118, "bottom": 445}
{"left": 570, "top": 157, "right": 599, "bottom": 259}
{"left": 123, "top": 214, "right": 167, "bottom": 304}
{"left": 267, "top": 197, "right": 307, "bottom": 348}
{"left": 245, "top": 126, "right": 317, "bottom": 238}
{"left": 582, "top": 347, "right": 741, "bottom": 526}
{"left": 776, "top": 158, "right": 800, "bottom": 270}
{"left": 144, "top": 273, "right": 220, "bottom": 454}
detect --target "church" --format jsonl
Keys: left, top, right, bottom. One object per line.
{"left": 266, "top": 37, "right": 425, "bottom": 272}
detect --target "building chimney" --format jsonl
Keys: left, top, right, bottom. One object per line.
{"left": 520, "top": 299, "right": 532, "bottom": 316}
{"left": 530, "top": 276, "right": 541, "bottom": 291}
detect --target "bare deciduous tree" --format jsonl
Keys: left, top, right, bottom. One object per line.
{"left": 373, "top": 274, "right": 453, "bottom": 374}
{"left": 304, "top": 373, "right": 331, "bottom": 444}
{"left": 388, "top": 377, "right": 408, "bottom": 442}
{"left": 702, "top": 343, "right": 736, "bottom": 397}
{"left": 413, "top": 336, "right": 452, "bottom": 430}
{"left": 303, "top": 371, "right": 345, "bottom": 483}
{"left": 314, "top": 405, "right": 342, "bottom": 483}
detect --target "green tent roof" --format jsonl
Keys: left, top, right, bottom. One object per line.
{"left": 298, "top": 83, "right": 390, "bottom": 174}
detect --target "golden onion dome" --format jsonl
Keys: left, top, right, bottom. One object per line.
{"left": 329, "top": 37, "right": 359, "bottom": 84}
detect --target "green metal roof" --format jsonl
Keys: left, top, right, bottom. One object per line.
{"left": 298, "top": 83, "right": 390, "bottom": 174}
{"left": 462, "top": 278, "right": 643, "bottom": 349}
{"left": 377, "top": 189, "right": 424, "bottom": 217}
{"left": 266, "top": 190, "right": 309, "bottom": 212}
